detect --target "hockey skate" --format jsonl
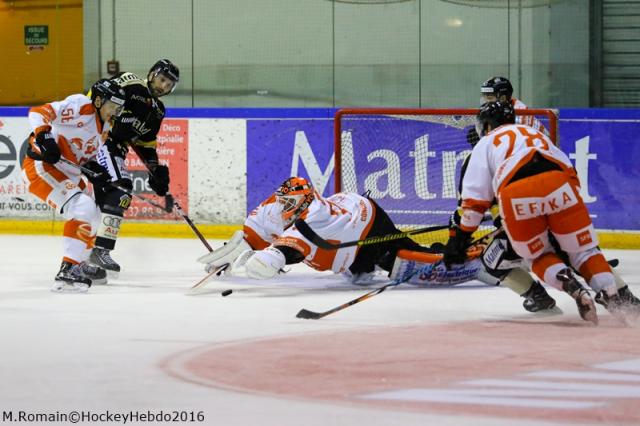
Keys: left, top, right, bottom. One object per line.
{"left": 595, "top": 289, "right": 638, "bottom": 324}
{"left": 618, "top": 285, "right": 640, "bottom": 312}
{"left": 343, "top": 270, "right": 378, "bottom": 286}
{"left": 557, "top": 268, "right": 598, "bottom": 325}
{"left": 89, "top": 247, "right": 120, "bottom": 277}
{"left": 53, "top": 261, "right": 91, "bottom": 293}
{"left": 522, "top": 280, "right": 558, "bottom": 313}
{"left": 78, "top": 262, "right": 108, "bottom": 285}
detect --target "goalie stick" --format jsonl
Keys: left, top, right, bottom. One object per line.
{"left": 190, "top": 264, "right": 229, "bottom": 291}
{"left": 295, "top": 227, "right": 501, "bottom": 320}
{"left": 294, "top": 219, "right": 449, "bottom": 250}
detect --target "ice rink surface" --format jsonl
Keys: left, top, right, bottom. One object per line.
{"left": 1, "top": 234, "right": 639, "bottom": 426}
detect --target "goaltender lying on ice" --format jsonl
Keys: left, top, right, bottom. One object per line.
{"left": 197, "top": 176, "right": 486, "bottom": 288}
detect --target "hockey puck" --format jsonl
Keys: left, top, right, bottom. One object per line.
{"left": 221, "top": 289, "right": 233, "bottom": 297}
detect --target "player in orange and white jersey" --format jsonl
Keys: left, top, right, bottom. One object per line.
{"left": 444, "top": 101, "right": 631, "bottom": 325}
{"left": 22, "top": 79, "right": 126, "bottom": 293}
{"left": 198, "top": 177, "right": 442, "bottom": 284}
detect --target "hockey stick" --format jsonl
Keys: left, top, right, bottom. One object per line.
{"left": 295, "top": 227, "right": 501, "bottom": 320}
{"left": 62, "top": 157, "right": 214, "bottom": 252}
{"left": 60, "top": 157, "right": 173, "bottom": 213}
{"left": 294, "top": 219, "right": 449, "bottom": 250}
{"left": 190, "top": 264, "right": 229, "bottom": 290}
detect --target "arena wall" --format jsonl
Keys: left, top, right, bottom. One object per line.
{"left": 0, "top": 107, "right": 637, "bottom": 248}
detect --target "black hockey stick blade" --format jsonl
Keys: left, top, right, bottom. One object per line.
{"left": 294, "top": 219, "right": 449, "bottom": 250}
{"left": 296, "top": 309, "right": 324, "bottom": 320}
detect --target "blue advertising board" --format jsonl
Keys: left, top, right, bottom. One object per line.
{"left": 242, "top": 108, "right": 640, "bottom": 231}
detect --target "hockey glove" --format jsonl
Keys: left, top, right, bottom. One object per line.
{"left": 148, "top": 165, "right": 170, "bottom": 196}
{"left": 34, "top": 130, "right": 61, "bottom": 163}
{"left": 105, "top": 137, "right": 129, "bottom": 159}
{"left": 443, "top": 226, "right": 473, "bottom": 268}
{"left": 466, "top": 127, "right": 480, "bottom": 147}
{"left": 82, "top": 161, "right": 112, "bottom": 189}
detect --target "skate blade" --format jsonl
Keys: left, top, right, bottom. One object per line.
{"left": 51, "top": 281, "right": 90, "bottom": 293}
{"left": 105, "top": 270, "right": 119, "bottom": 280}
{"left": 531, "top": 305, "right": 564, "bottom": 316}
{"left": 90, "top": 277, "right": 108, "bottom": 285}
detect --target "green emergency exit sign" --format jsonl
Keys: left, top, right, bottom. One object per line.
{"left": 24, "top": 25, "right": 49, "bottom": 46}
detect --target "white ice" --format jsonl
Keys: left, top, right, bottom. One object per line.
{"left": 0, "top": 234, "right": 638, "bottom": 426}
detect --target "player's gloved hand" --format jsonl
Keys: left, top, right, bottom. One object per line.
{"left": 448, "top": 208, "right": 462, "bottom": 229}
{"left": 443, "top": 226, "right": 473, "bottom": 268}
{"left": 82, "top": 161, "right": 111, "bottom": 189}
{"left": 148, "top": 165, "right": 170, "bottom": 196}
{"left": 34, "top": 130, "right": 60, "bottom": 163}
{"left": 466, "top": 127, "right": 480, "bottom": 147}
{"left": 105, "top": 137, "right": 129, "bottom": 159}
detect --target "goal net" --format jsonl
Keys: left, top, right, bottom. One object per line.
{"left": 334, "top": 108, "right": 559, "bottom": 246}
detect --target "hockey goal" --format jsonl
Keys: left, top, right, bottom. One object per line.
{"left": 334, "top": 108, "right": 559, "bottom": 245}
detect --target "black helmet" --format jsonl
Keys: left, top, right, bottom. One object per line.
{"left": 148, "top": 59, "right": 179, "bottom": 83}
{"left": 481, "top": 76, "right": 513, "bottom": 101}
{"left": 476, "top": 101, "right": 515, "bottom": 136}
{"left": 90, "top": 79, "right": 126, "bottom": 107}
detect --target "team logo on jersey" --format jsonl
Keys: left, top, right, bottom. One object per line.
{"left": 576, "top": 230, "right": 593, "bottom": 246}
{"left": 511, "top": 183, "right": 578, "bottom": 220}
{"left": 527, "top": 238, "right": 544, "bottom": 254}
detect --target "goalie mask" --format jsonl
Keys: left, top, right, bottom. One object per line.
{"left": 275, "top": 177, "right": 315, "bottom": 227}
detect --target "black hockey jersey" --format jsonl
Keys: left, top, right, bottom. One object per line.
{"left": 109, "top": 72, "right": 165, "bottom": 150}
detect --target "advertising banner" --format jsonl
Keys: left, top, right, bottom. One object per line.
{"left": 244, "top": 111, "right": 640, "bottom": 231}
{"left": 0, "top": 116, "right": 189, "bottom": 221}
{"left": 246, "top": 119, "right": 334, "bottom": 210}
{"left": 559, "top": 112, "right": 640, "bottom": 230}
{"left": 0, "top": 116, "right": 54, "bottom": 218}
{"left": 124, "top": 119, "right": 189, "bottom": 221}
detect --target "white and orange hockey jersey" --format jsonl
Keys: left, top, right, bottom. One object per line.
{"left": 511, "top": 98, "right": 548, "bottom": 136}
{"left": 459, "top": 123, "right": 576, "bottom": 232}
{"left": 28, "top": 94, "right": 111, "bottom": 171}
{"left": 243, "top": 192, "right": 375, "bottom": 273}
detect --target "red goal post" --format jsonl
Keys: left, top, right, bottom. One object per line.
{"left": 333, "top": 108, "right": 559, "bottom": 244}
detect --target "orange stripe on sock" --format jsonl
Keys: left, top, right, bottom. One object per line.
{"left": 531, "top": 252, "right": 564, "bottom": 281}
{"left": 578, "top": 253, "right": 612, "bottom": 283}
{"left": 64, "top": 219, "right": 94, "bottom": 245}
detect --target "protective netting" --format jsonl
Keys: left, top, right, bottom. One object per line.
{"left": 335, "top": 109, "right": 557, "bottom": 246}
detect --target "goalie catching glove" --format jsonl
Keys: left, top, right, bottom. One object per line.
{"left": 230, "top": 246, "right": 286, "bottom": 280}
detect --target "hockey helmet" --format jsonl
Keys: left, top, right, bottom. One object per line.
{"left": 148, "top": 59, "right": 180, "bottom": 96}
{"left": 275, "top": 177, "right": 315, "bottom": 227}
{"left": 90, "top": 79, "right": 126, "bottom": 115}
{"left": 476, "top": 101, "right": 515, "bottom": 137}
{"left": 481, "top": 76, "right": 513, "bottom": 102}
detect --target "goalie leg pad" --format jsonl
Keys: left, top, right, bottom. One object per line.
{"left": 390, "top": 250, "right": 482, "bottom": 287}
{"left": 197, "top": 230, "right": 251, "bottom": 272}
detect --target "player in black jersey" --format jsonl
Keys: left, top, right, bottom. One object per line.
{"left": 88, "top": 59, "right": 179, "bottom": 275}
